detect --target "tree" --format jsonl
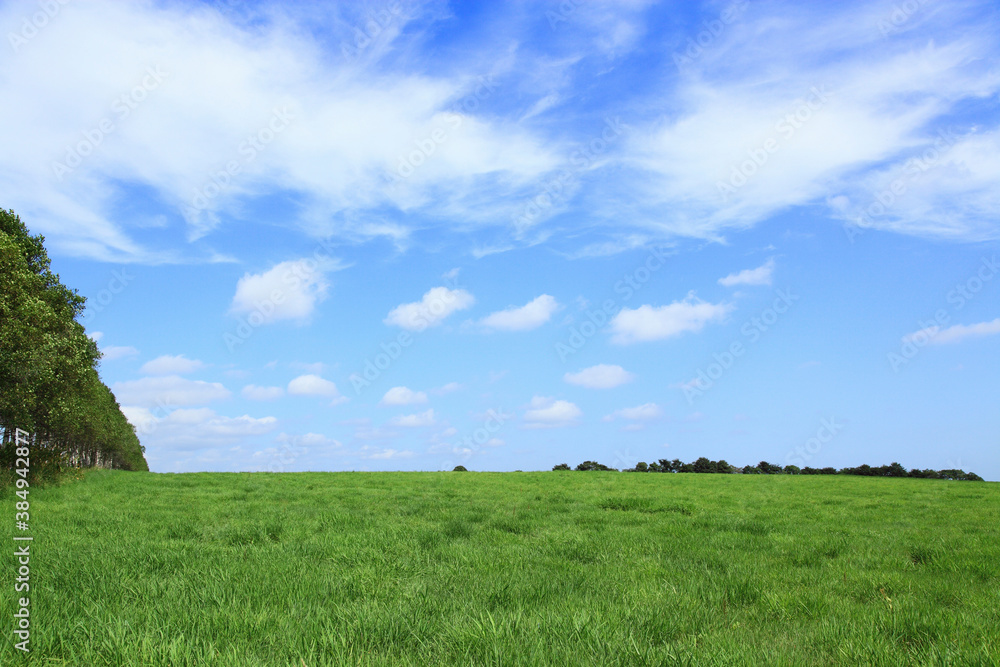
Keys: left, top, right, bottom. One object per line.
{"left": 452, "top": 465, "right": 468, "bottom": 472}
{"left": 552, "top": 463, "right": 571, "bottom": 471}
{"left": 575, "top": 460, "right": 616, "bottom": 471}
{"left": 783, "top": 465, "right": 801, "bottom": 474}
{"left": 1, "top": 209, "right": 148, "bottom": 479}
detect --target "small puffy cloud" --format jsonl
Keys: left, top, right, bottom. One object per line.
{"left": 486, "top": 438, "right": 505, "bottom": 447}
{"left": 604, "top": 403, "right": 662, "bottom": 421}
{"left": 718, "top": 258, "right": 775, "bottom": 287}
{"left": 390, "top": 409, "right": 436, "bottom": 427}
{"left": 523, "top": 396, "right": 582, "bottom": 429}
{"left": 432, "top": 382, "right": 462, "bottom": 395}
{"left": 140, "top": 354, "right": 204, "bottom": 375}
{"left": 610, "top": 294, "right": 732, "bottom": 344}
{"left": 564, "top": 363, "right": 635, "bottom": 389}
{"left": 112, "top": 375, "right": 230, "bottom": 408}
{"left": 102, "top": 345, "right": 139, "bottom": 361}
{"left": 384, "top": 286, "right": 475, "bottom": 331}
{"left": 230, "top": 258, "right": 335, "bottom": 323}
{"left": 902, "top": 318, "right": 1000, "bottom": 345}
{"left": 241, "top": 385, "right": 284, "bottom": 401}
{"left": 380, "top": 386, "right": 428, "bottom": 406}
{"left": 287, "top": 374, "right": 346, "bottom": 404}
{"left": 478, "top": 294, "right": 559, "bottom": 331}
{"left": 89, "top": 331, "right": 104, "bottom": 342}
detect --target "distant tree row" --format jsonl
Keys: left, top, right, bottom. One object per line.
{"left": 1, "top": 209, "right": 148, "bottom": 480}
{"left": 552, "top": 457, "right": 983, "bottom": 481}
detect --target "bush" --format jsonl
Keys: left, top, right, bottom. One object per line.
{"left": 552, "top": 463, "right": 571, "bottom": 471}
{"left": 452, "top": 465, "right": 467, "bottom": 472}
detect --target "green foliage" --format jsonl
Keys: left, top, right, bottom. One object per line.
{"left": 551, "top": 463, "right": 571, "bottom": 470}
{"left": 574, "top": 460, "right": 616, "bottom": 471}
{"left": 0, "top": 209, "right": 147, "bottom": 481}
{"left": 452, "top": 465, "right": 468, "bottom": 472}
{"left": 1, "top": 471, "right": 996, "bottom": 664}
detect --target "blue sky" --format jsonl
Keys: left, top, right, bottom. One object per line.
{"left": 2, "top": 0, "right": 998, "bottom": 478}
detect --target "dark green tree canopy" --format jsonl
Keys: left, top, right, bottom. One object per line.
{"left": 1, "top": 209, "right": 147, "bottom": 476}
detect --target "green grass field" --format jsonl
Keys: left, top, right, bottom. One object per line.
{"left": 2, "top": 470, "right": 998, "bottom": 666}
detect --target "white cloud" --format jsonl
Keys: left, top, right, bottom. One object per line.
{"left": 604, "top": 403, "right": 662, "bottom": 422}
{"left": 478, "top": 294, "right": 559, "bottom": 331}
{"left": 718, "top": 258, "right": 775, "bottom": 287}
{"left": 903, "top": 318, "right": 1000, "bottom": 345}
{"left": 564, "top": 363, "right": 635, "bottom": 389}
{"left": 364, "top": 448, "right": 415, "bottom": 460}
{"left": 241, "top": 385, "right": 284, "bottom": 401}
{"left": 610, "top": 294, "right": 732, "bottom": 344}
{"left": 287, "top": 374, "right": 346, "bottom": 403}
{"left": 102, "top": 345, "right": 139, "bottom": 361}
{"left": 140, "top": 354, "right": 204, "bottom": 375}
{"left": 486, "top": 438, "right": 505, "bottom": 447}
{"left": 385, "top": 287, "right": 475, "bottom": 331}
{"left": 432, "top": 382, "right": 462, "bottom": 395}
{"left": 0, "top": 3, "right": 561, "bottom": 262}
{"left": 121, "top": 406, "right": 276, "bottom": 448}
{"left": 619, "top": 7, "right": 1000, "bottom": 243}
{"left": 230, "top": 259, "right": 335, "bottom": 323}
{"left": 380, "top": 386, "right": 428, "bottom": 406}
{"left": 389, "top": 409, "right": 436, "bottom": 427}
{"left": 89, "top": 331, "right": 104, "bottom": 342}
{"left": 112, "top": 375, "right": 230, "bottom": 408}
{"left": 523, "top": 396, "right": 581, "bottom": 429}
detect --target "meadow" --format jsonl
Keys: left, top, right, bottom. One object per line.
{"left": 1, "top": 470, "right": 997, "bottom": 666}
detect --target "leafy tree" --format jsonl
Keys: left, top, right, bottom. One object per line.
{"left": 783, "top": 465, "right": 801, "bottom": 474}
{"left": 1, "top": 209, "right": 147, "bottom": 480}
{"left": 552, "top": 463, "right": 571, "bottom": 471}
{"left": 452, "top": 465, "right": 468, "bottom": 472}
{"left": 758, "top": 461, "right": 782, "bottom": 474}
{"left": 575, "top": 460, "right": 616, "bottom": 471}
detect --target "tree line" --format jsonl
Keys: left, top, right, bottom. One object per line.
{"left": 1, "top": 209, "right": 148, "bottom": 481}
{"left": 553, "top": 457, "right": 983, "bottom": 481}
